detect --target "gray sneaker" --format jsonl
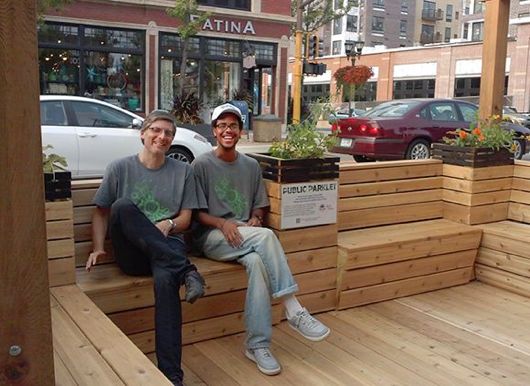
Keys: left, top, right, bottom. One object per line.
{"left": 245, "top": 348, "right": 281, "bottom": 376}
{"left": 184, "top": 270, "right": 205, "bottom": 304}
{"left": 287, "top": 308, "right": 330, "bottom": 341}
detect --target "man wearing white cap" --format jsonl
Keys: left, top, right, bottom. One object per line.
{"left": 192, "top": 103, "right": 330, "bottom": 376}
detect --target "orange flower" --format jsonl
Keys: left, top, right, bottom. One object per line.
{"left": 459, "top": 130, "right": 468, "bottom": 139}
{"left": 472, "top": 128, "right": 482, "bottom": 136}
{"left": 479, "top": 134, "right": 485, "bottom": 141}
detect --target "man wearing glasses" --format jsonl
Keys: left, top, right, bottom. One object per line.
{"left": 192, "top": 103, "right": 330, "bottom": 376}
{"left": 86, "top": 110, "right": 205, "bottom": 386}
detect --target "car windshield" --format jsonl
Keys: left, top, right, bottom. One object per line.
{"left": 503, "top": 107, "right": 518, "bottom": 114}
{"left": 364, "top": 101, "right": 420, "bottom": 117}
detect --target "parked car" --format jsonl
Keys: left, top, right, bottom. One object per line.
{"left": 503, "top": 106, "right": 530, "bottom": 128}
{"left": 40, "top": 95, "right": 212, "bottom": 178}
{"left": 331, "top": 98, "right": 530, "bottom": 162}
{"left": 328, "top": 108, "right": 366, "bottom": 124}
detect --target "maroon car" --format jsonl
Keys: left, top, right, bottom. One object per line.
{"left": 331, "top": 98, "right": 529, "bottom": 161}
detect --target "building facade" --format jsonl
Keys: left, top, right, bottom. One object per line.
{"left": 414, "top": 0, "right": 463, "bottom": 44}
{"left": 291, "top": 21, "right": 530, "bottom": 113}
{"left": 40, "top": 0, "right": 293, "bottom": 123}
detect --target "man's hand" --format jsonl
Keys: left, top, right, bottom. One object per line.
{"left": 246, "top": 215, "right": 263, "bottom": 227}
{"left": 86, "top": 250, "right": 106, "bottom": 271}
{"left": 155, "top": 219, "right": 173, "bottom": 237}
{"left": 221, "top": 220, "right": 243, "bottom": 248}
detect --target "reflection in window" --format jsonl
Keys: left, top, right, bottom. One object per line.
{"left": 160, "top": 58, "right": 200, "bottom": 110}
{"left": 70, "top": 101, "right": 134, "bottom": 127}
{"left": 84, "top": 52, "right": 143, "bottom": 111}
{"left": 83, "top": 27, "right": 143, "bottom": 50}
{"left": 160, "top": 35, "right": 200, "bottom": 56}
{"left": 393, "top": 79, "right": 436, "bottom": 99}
{"left": 39, "top": 49, "right": 80, "bottom": 95}
{"left": 206, "top": 39, "right": 241, "bottom": 58}
{"left": 38, "top": 23, "right": 79, "bottom": 45}
{"left": 203, "top": 61, "right": 241, "bottom": 108}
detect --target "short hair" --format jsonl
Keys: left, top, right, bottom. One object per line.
{"left": 140, "top": 110, "right": 176, "bottom": 144}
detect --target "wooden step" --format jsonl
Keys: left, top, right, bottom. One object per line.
{"left": 338, "top": 219, "right": 481, "bottom": 269}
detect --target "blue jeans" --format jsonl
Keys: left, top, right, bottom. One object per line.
{"left": 109, "top": 198, "right": 196, "bottom": 384}
{"left": 198, "top": 226, "right": 298, "bottom": 349}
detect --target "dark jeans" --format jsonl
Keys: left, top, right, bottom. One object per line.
{"left": 109, "top": 198, "right": 196, "bottom": 384}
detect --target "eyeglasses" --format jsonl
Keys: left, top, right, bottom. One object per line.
{"left": 149, "top": 126, "right": 175, "bottom": 137}
{"left": 216, "top": 123, "right": 240, "bottom": 131}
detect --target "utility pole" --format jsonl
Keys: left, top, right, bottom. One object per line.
{"left": 293, "top": 0, "right": 319, "bottom": 124}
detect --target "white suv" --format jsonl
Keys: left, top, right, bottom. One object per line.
{"left": 40, "top": 95, "right": 212, "bottom": 178}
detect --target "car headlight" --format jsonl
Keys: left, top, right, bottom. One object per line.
{"left": 193, "top": 133, "right": 209, "bottom": 143}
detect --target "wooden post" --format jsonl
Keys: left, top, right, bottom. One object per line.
{"left": 0, "top": 1, "right": 55, "bottom": 385}
{"left": 478, "top": 0, "right": 510, "bottom": 119}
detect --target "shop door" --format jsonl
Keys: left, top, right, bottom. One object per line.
{"left": 248, "top": 66, "right": 273, "bottom": 116}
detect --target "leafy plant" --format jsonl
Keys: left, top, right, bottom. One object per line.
{"left": 171, "top": 90, "right": 204, "bottom": 124}
{"left": 442, "top": 115, "right": 514, "bottom": 151}
{"left": 269, "top": 102, "right": 336, "bottom": 159}
{"left": 231, "top": 88, "right": 254, "bottom": 112}
{"left": 42, "top": 145, "right": 68, "bottom": 173}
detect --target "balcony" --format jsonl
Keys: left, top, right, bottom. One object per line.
{"left": 422, "top": 9, "right": 437, "bottom": 21}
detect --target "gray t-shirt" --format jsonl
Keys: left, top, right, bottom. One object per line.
{"left": 93, "top": 155, "right": 199, "bottom": 223}
{"left": 193, "top": 151, "right": 269, "bottom": 224}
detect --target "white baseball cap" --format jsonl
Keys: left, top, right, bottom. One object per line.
{"left": 211, "top": 103, "right": 243, "bottom": 121}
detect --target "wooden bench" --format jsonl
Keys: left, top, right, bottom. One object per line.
{"left": 337, "top": 159, "right": 482, "bottom": 309}
{"left": 71, "top": 179, "right": 337, "bottom": 357}
{"left": 475, "top": 160, "right": 530, "bottom": 295}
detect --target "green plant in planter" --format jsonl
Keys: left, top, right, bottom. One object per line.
{"left": 269, "top": 102, "right": 336, "bottom": 159}
{"left": 42, "top": 145, "right": 68, "bottom": 173}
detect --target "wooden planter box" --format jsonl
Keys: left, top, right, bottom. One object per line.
{"left": 44, "top": 171, "right": 72, "bottom": 201}
{"left": 432, "top": 143, "right": 513, "bottom": 168}
{"left": 248, "top": 153, "right": 339, "bottom": 183}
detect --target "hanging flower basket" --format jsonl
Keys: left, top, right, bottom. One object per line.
{"left": 333, "top": 65, "right": 374, "bottom": 90}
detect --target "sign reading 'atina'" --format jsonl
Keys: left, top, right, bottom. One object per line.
{"left": 191, "top": 15, "right": 256, "bottom": 35}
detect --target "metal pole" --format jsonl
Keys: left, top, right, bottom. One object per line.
{"left": 292, "top": 0, "right": 304, "bottom": 124}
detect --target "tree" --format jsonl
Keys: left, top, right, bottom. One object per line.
{"left": 291, "top": 0, "right": 358, "bottom": 34}
{"left": 37, "top": 0, "right": 71, "bottom": 18}
{"left": 167, "top": 0, "right": 210, "bottom": 98}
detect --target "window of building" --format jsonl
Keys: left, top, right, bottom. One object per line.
{"left": 341, "top": 81, "right": 377, "bottom": 102}
{"left": 393, "top": 79, "right": 435, "bottom": 99}
{"left": 332, "top": 40, "right": 342, "bottom": 55}
{"left": 473, "top": 0, "right": 485, "bottom": 14}
{"left": 346, "top": 15, "right": 358, "bottom": 32}
{"left": 372, "top": 16, "right": 384, "bottom": 33}
{"left": 421, "top": 24, "right": 434, "bottom": 44}
{"left": 445, "top": 27, "right": 451, "bottom": 42}
{"left": 302, "top": 84, "right": 331, "bottom": 104}
{"left": 422, "top": 1, "right": 436, "bottom": 19}
{"left": 446, "top": 4, "right": 453, "bottom": 21}
{"left": 472, "top": 22, "right": 484, "bottom": 41}
{"left": 463, "top": 23, "right": 469, "bottom": 39}
{"left": 454, "top": 76, "right": 508, "bottom": 97}
{"left": 333, "top": 18, "right": 343, "bottom": 35}
{"left": 197, "top": 0, "right": 250, "bottom": 11}
{"left": 159, "top": 32, "right": 276, "bottom": 115}
{"left": 401, "top": 0, "right": 408, "bottom": 13}
{"left": 38, "top": 22, "right": 145, "bottom": 112}
{"left": 400, "top": 20, "right": 407, "bottom": 36}
{"left": 373, "top": 0, "right": 385, "bottom": 9}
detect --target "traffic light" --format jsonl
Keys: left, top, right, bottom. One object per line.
{"left": 302, "top": 61, "right": 327, "bottom": 76}
{"left": 309, "top": 35, "right": 318, "bottom": 59}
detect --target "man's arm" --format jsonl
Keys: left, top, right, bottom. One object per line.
{"left": 86, "top": 206, "right": 110, "bottom": 271}
{"left": 156, "top": 209, "right": 193, "bottom": 237}
{"left": 197, "top": 210, "right": 243, "bottom": 248}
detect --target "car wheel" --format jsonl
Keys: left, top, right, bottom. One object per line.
{"left": 167, "top": 147, "right": 194, "bottom": 163}
{"left": 406, "top": 139, "right": 431, "bottom": 160}
{"left": 353, "top": 155, "right": 372, "bottom": 162}
{"left": 512, "top": 138, "right": 525, "bottom": 160}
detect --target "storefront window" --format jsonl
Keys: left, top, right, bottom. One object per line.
{"left": 197, "top": 0, "right": 250, "bottom": 11}
{"left": 160, "top": 35, "right": 200, "bottom": 56}
{"left": 203, "top": 61, "right": 241, "bottom": 108}
{"left": 38, "top": 22, "right": 145, "bottom": 112}
{"left": 160, "top": 58, "right": 200, "bottom": 110}
{"left": 84, "top": 52, "right": 143, "bottom": 111}
{"left": 40, "top": 49, "right": 80, "bottom": 95}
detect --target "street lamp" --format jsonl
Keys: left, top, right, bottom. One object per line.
{"left": 344, "top": 40, "right": 364, "bottom": 114}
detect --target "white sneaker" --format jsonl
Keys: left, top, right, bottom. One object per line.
{"left": 287, "top": 308, "right": 330, "bottom": 341}
{"left": 245, "top": 348, "right": 281, "bottom": 376}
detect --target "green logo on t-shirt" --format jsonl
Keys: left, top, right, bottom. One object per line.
{"left": 214, "top": 176, "right": 248, "bottom": 218}
{"left": 131, "top": 181, "right": 171, "bottom": 222}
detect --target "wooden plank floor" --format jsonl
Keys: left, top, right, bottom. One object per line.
{"left": 182, "top": 282, "right": 530, "bottom": 385}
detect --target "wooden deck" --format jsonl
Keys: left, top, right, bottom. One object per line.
{"left": 180, "top": 282, "right": 530, "bottom": 385}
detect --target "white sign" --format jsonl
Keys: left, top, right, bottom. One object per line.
{"left": 280, "top": 181, "right": 338, "bottom": 229}
{"left": 191, "top": 15, "right": 256, "bottom": 35}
